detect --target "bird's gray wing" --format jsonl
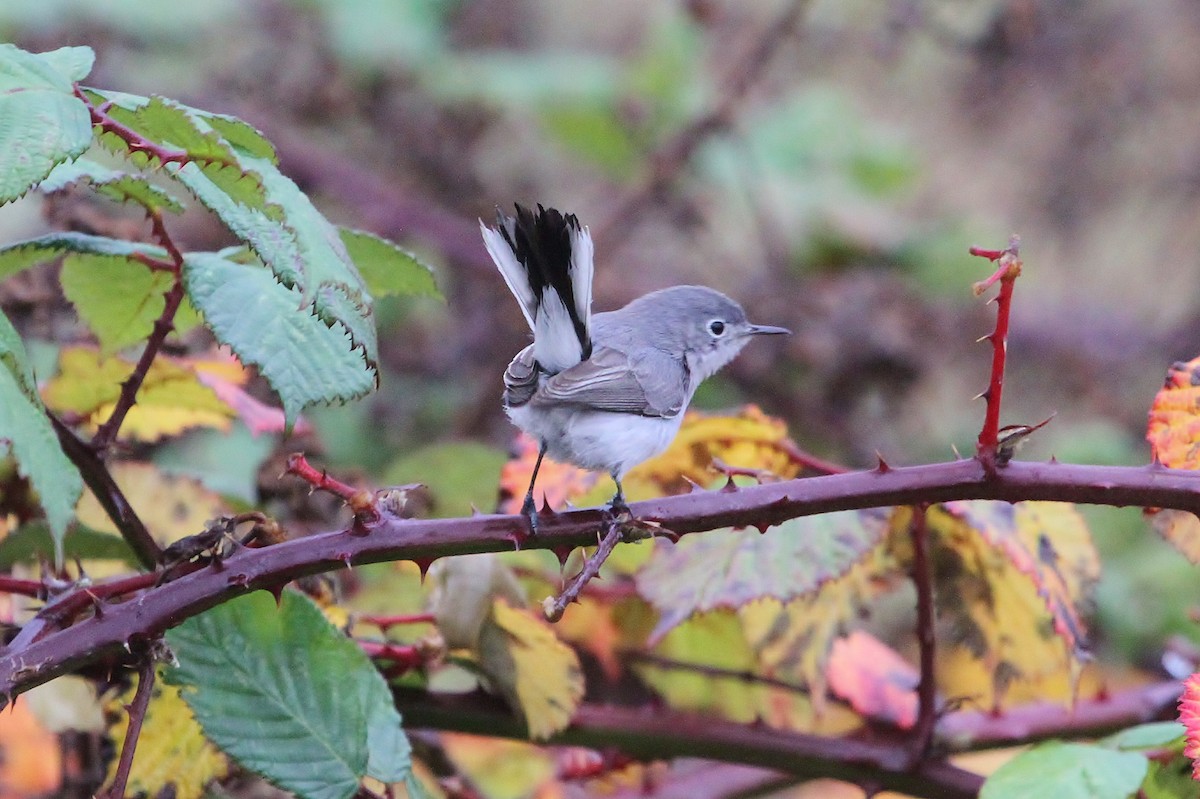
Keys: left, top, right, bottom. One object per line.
{"left": 533, "top": 345, "right": 688, "bottom": 418}
{"left": 503, "top": 344, "right": 540, "bottom": 407}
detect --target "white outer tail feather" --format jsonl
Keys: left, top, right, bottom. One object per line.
{"left": 481, "top": 214, "right": 596, "bottom": 376}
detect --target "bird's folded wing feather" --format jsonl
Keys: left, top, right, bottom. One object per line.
{"left": 503, "top": 344, "right": 540, "bottom": 407}
{"left": 531, "top": 346, "right": 687, "bottom": 418}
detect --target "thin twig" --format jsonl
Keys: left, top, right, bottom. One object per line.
{"left": 359, "top": 613, "right": 437, "bottom": 631}
{"left": 0, "top": 577, "right": 44, "bottom": 599}
{"left": 100, "top": 655, "right": 156, "bottom": 799}
{"left": 90, "top": 210, "right": 187, "bottom": 454}
{"left": 284, "top": 453, "right": 378, "bottom": 528}
{"left": 593, "top": 0, "right": 811, "bottom": 248}
{"left": 970, "top": 237, "right": 1022, "bottom": 476}
{"left": 48, "top": 413, "right": 160, "bottom": 569}
{"left": 908, "top": 503, "right": 937, "bottom": 765}
{"left": 543, "top": 519, "right": 625, "bottom": 622}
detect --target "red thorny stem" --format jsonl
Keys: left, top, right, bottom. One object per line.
{"left": 971, "top": 237, "right": 1023, "bottom": 476}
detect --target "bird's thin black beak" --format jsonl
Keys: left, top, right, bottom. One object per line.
{"left": 748, "top": 323, "right": 791, "bottom": 336}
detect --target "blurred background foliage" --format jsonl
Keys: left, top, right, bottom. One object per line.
{"left": 2, "top": 0, "right": 1200, "bottom": 667}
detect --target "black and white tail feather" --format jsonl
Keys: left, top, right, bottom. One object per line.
{"left": 480, "top": 204, "right": 594, "bottom": 375}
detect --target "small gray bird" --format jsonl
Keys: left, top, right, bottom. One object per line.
{"left": 482, "top": 204, "right": 789, "bottom": 532}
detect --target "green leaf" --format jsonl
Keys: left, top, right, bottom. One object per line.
{"left": 0, "top": 231, "right": 168, "bottom": 282}
{"left": 635, "top": 507, "right": 892, "bottom": 637}
{"left": 383, "top": 442, "right": 508, "bottom": 519}
{"left": 35, "top": 46, "right": 95, "bottom": 83}
{"left": 61, "top": 255, "right": 176, "bottom": 355}
{"left": 41, "top": 157, "right": 184, "bottom": 212}
{"left": 0, "top": 78, "right": 92, "bottom": 203}
{"left": 0, "top": 43, "right": 78, "bottom": 91}
{"left": 1104, "top": 722, "right": 1186, "bottom": 752}
{"left": 0, "top": 310, "right": 83, "bottom": 563}
{"left": 0, "top": 520, "right": 139, "bottom": 570}
{"left": 203, "top": 114, "right": 278, "bottom": 163}
{"left": 166, "top": 591, "right": 411, "bottom": 799}
{"left": 981, "top": 741, "right": 1147, "bottom": 799}
{"left": 86, "top": 91, "right": 271, "bottom": 211}
{"left": 364, "top": 695, "right": 411, "bottom": 783}
{"left": 338, "top": 229, "right": 441, "bottom": 299}
{"left": 182, "top": 252, "right": 376, "bottom": 423}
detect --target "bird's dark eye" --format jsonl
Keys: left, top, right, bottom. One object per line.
{"left": 708, "top": 320, "right": 726, "bottom": 336}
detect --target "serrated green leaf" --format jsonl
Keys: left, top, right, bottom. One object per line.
{"left": 41, "top": 157, "right": 184, "bottom": 213}
{"left": 35, "top": 46, "right": 95, "bottom": 83}
{"left": 165, "top": 591, "right": 410, "bottom": 799}
{"left": 182, "top": 252, "right": 376, "bottom": 423}
{"left": 0, "top": 306, "right": 39, "bottom": 403}
{"left": 981, "top": 742, "right": 1147, "bottom": 799}
{"left": 86, "top": 91, "right": 271, "bottom": 211}
{"left": 0, "top": 231, "right": 169, "bottom": 282}
{"left": 338, "top": 229, "right": 441, "bottom": 299}
{"left": 0, "top": 43, "right": 75, "bottom": 91}
{"left": 0, "top": 311, "right": 83, "bottom": 563}
{"left": 0, "top": 520, "right": 139, "bottom": 570}
{"left": 636, "top": 507, "right": 892, "bottom": 637}
{"left": 0, "top": 88, "right": 92, "bottom": 205}
{"left": 174, "top": 154, "right": 379, "bottom": 371}
{"left": 61, "top": 254, "right": 176, "bottom": 355}
{"left": 204, "top": 114, "right": 278, "bottom": 163}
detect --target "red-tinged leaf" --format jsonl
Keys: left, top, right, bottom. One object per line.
{"left": 193, "top": 361, "right": 310, "bottom": 436}
{"left": 825, "top": 631, "right": 918, "bottom": 728}
{"left": 498, "top": 433, "right": 599, "bottom": 514}
{"left": 635, "top": 508, "right": 893, "bottom": 640}
{"left": 1147, "top": 357, "right": 1200, "bottom": 469}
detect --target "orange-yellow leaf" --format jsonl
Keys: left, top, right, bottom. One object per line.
{"left": 0, "top": 695, "right": 61, "bottom": 797}
{"left": 1147, "top": 357, "right": 1200, "bottom": 469}
{"left": 104, "top": 670, "right": 229, "bottom": 799}
{"left": 498, "top": 434, "right": 598, "bottom": 515}
{"left": 43, "top": 347, "right": 234, "bottom": 442}
{"left": 481, "top": 599, "right": 585, "bottom": 740}
{"left": 825, "top": 631, "right": 917, "bottom": 728}
{"left": 1147, "top": 509, "right": 1200, "bottom": 563}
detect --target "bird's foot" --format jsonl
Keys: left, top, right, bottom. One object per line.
{"left": 604, "top": 493, "right": 632, "bottom": 524}
{"left": 521, "top": 492, "right": 540, "bottom": 536}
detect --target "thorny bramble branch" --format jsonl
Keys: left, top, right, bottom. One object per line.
{"left": 908, "top": 502, "right": 938, "bottom": 766}
{"left": 99, "top": 653, "right": 157, "bottom": 799}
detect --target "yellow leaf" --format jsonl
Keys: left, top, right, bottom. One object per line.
{"left": 105, "top": 670, "right": 229, "bottom": 799}
{"left": 636, "top": 610, "right": 859, "bottom": 734}
{"left": 439, "top": 733, "right": 554, "bottom": 799}
{"left": 76, "top": 461, "right": 229, "bottom": 548}
{"left": 43, "top": 347, "right": 235, "bottom": 443}
{"left": 739, "top": 542, "right": 901, "bottom": 716}
{"left": 479, "top": 599, "right": 585, "bottom": 740}
{"left": 901, "top": 502, "right": 1100, "bottom": 709}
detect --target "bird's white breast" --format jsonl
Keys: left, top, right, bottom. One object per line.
{"left": 507, "top": 403, "right": 683, "bottom": 478}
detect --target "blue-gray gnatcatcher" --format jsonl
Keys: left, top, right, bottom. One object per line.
{"left": 481, "top": 204, "right": 789, "bottom": 532}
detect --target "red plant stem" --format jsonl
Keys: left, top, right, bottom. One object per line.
{"left": 972, "top": 237, "right": 1022, "bottom": 476}
{"left": 49, "top": 414, "right": 160, "bottom": 570}
{"left": 908, "top": 503, "right": 937, "bottom": 765}
{"left": 100, "top": 656, "right": 156, "bottom": 799}
{"left": 285, "top": 453, "right": 361, "bottom": 503}
{"left": 4, "top": 459, "right": 1200, "bottom": 701}
{"left": 90, "top": 211, "right": 187, "bottom": 455}
{"left": 76, "top": 86, "right": 190, "bottom": 165}
{"left": 0, "top": 577, "right": 43, "bottom": 599}
{"left": 359, "top": 613, "right": 436, "bottom": 630}
{"left": 779, "top": 440, "right": 850, "bottom": 475}
{"left": 359, "top": 641, "right": 427, "bottom": 675}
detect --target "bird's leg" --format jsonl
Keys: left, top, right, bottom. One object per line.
{"left": 521, "top": 442, "right": 548, "bottom": 535}
{"left": 607, "top": 473, "right": 631, "bottom": 519}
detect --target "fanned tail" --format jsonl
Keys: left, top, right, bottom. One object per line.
{"left": 480, "top": 203, "right": 593, "bottom": 374}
